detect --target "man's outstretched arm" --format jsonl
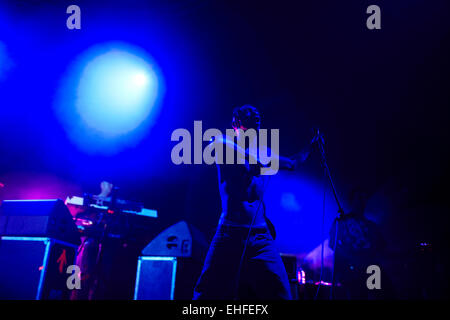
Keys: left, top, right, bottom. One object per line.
{"left": 290, "top": 133, "right": 321, "bottom": 168}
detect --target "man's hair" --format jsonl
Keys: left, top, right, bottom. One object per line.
{"left": 231, "top": 104, "right": 261, "bottom": 130}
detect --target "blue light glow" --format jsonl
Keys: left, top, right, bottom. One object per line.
{"left": 264, "top": 171, "right": 339, "bottom": 255}
{"left": 76, "top": 50, "right": 158, "bottom": 136}
{"left": 55, "top": 42, "right": 164, "bottom": 154}
{"left": 0, "top": 41, "right": 13, "bottom": 81}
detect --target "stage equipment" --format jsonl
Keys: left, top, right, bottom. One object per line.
{"left": 0, "top": 236, "right": 77, "bottom": 300}
{"left": 65, "top": 195, "right": 157, "bottom": 218}
{"left": 313, "top": 129, "right": 345, "bottom": 300}
{"left": 135, "top": 221, "right": 208, "bottom": 300}
{"left": 65, "top": 194, "right": 157, "bottom": 238}
{"left": 65, "top": 192, "right": 159, "bottom": 299}
{"left": 0, "top": 199, "right": 80, "bottom": 245}
{"left": 141, "top": 221, "right": 192, "bottom": 257}
{"left": 134, "top": 256, "right": 178, "bottom": 300}
{"left": 281, "top": 254, "right": 300, "bottom": 300}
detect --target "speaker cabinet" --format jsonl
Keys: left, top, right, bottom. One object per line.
{"left": 0, "top": 199, "right": 80, "bottom": 246}
{"left": 134, "top": 256, "right": 177, "bottom": 300}
{"left": 135, "top": 221, "right": 209, "bottom": 300}
{"left": 0, "top": 236, "right": 77, "bottom": 300}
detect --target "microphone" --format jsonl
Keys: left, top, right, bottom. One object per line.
{"left": 311, "top": 128, "right": 325, "bottom": 145}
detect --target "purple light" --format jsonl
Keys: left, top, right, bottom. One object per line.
{"left": 297, "top": 269, "right": 306, "bottom": 284}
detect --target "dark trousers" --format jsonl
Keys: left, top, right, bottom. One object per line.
{"left": 70, "top": 237, "right": 118, "bottom": 300}
{"left": 71, "top": 237, "right": 99, "bottom": 300}
{"left": 193, "top": 224, "right": 292, "bottom": 300}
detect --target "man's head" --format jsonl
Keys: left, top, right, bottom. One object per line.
{"left": 231, "top": 104, "right": 261, "bottom": 132}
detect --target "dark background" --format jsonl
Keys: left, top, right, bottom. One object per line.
{"left": 0, "top": 0, "right": 449, "bottom": 299}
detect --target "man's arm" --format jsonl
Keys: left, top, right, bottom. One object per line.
{"left": 278, "top": 155, "right": 296, "bottom": 171}
{"left": 214, "top": 135, "right": 313, "bottom": 173}
{"left": 290, "top": 133, "right": 321, "bottom": 168}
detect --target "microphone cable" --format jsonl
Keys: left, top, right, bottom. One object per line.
{"left": 233, "top": 175, "right": 270, "bottom": 300}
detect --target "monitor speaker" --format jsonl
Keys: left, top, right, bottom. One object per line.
{"left": 0, "top": 199, "right": 80, "bottom": 246}
{"left": 0, "top": 236, "right": 77, "bottom": 300}
{"left": 134, "top": 256, "right": 177, "bottom": 300}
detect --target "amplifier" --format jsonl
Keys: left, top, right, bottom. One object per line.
{"left": 0, "top": 236, "right": 77, "bottom": 300}
{"left": 134, "top": 256, "right": 177, "bottom": 300}
{"left": 281, "top": 254, "right": 300, "bottom": 300}
{"left": 141, "top": 220, "right": 208, "bottom": 259}
{"left": 136, "top": 221, "right": 209, "bottom": 300}
{"left": 0, "top": 199, "right": 80, "bottom": 246}
{"left": 141, "top": 221, "right": 192, "bottom": 257}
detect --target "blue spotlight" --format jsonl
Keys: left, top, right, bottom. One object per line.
{"left": 55, "top": 42, "right": 164, "bottom": 154}
{"left": 0, "top": 41, "right": 13, "bottom": 81}
{"left": 76, "top": 50, "right": 158, "bottom": 136}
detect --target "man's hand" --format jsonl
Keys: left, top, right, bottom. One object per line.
{"left": 311, "top": 129, "right": 324, "bottom": 145}
{"left": 98, "top": 181, "right": 114, "bottom": 198}
{"left": 289, "top": 131, "right": 324, "bottom": 168}
{"left": 285, "top": 158, "right": 296, "bottom": 171}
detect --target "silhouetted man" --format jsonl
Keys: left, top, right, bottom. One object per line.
{"left": 194, "top": 105, "right": 314, "bottom": 300}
